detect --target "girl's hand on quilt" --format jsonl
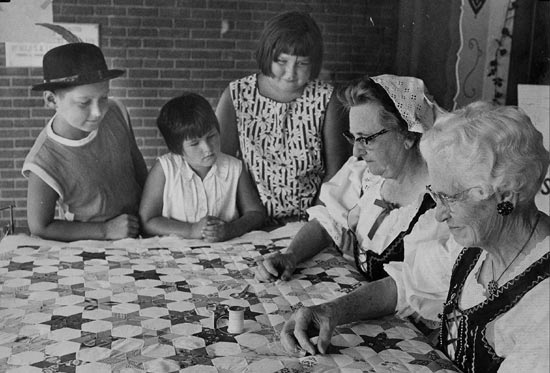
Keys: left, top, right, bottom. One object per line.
{"left": 201, "top": 216, "right": 229, "bottom": 242}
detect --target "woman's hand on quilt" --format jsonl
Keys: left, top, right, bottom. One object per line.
{"left": 254, "top": 252, "right": 297, "bottom": 282}
{"left": 280, "top": 302, "right": 338, "bottom": 356}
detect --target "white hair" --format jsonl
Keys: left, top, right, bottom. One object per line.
{"left": 420, "top": 101, "right": 549, "bottom": 204}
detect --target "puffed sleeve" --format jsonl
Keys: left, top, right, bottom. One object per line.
{"left": 494, "top": 279, "right": 549, "bottom": 373}
{"left": 307, "top": 156, "right": 376, "bottom": 246}
{"left": 384, "top": 208, "right": 462, "bottom": 321}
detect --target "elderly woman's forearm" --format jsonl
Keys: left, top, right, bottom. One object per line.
{"left": 327, "top": 277, "right": 398, "bottom": 325}
{"left": 285, "top": 219, "right": 333, "bottom": 264}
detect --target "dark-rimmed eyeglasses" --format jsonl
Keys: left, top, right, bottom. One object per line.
{"left": 426, "top": 184, "right": 478, "bottom": 208}
{"left": 342, "top": 129, "right": 389, "bottom": 147}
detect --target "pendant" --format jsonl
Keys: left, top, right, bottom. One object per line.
{"left": 487, "top": 280, "right": 499, "bottom": 297}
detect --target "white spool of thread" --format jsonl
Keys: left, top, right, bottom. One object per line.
{"left": 227, "top": 305, "right": 245, "bottom": 334}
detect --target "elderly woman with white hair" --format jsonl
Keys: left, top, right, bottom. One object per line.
{"left": 280, "top": 101, "right": 549, "bottom": 373}
{"left": 423, "top": 102, "right": 549, "bottom": 372}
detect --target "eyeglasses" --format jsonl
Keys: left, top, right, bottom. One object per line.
{"left": 426, "top": 185, "right": 479, "bottom": 208}
{"left": 342, "top": 129, "right": 389, "bottom": 147}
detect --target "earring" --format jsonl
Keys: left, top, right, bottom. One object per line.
{"left": 497, "top": 201, "right": 514, "bottom": 216}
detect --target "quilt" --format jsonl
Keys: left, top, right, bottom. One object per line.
{"left": 0, "top": 233, "right": 459, "bottom": 373}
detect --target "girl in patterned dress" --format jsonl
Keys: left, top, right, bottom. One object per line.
{"left": 215, "top": 11, "right": 350, "bottom": 223}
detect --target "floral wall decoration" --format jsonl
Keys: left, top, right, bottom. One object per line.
{"left": 468, "top": 0, "right": 487, "bottom": 16}
{"left": 487, "top": 0, "right": 517, "bottom": 104}
{"left": 453, "top": 0, "right": 516, "bottom": 108}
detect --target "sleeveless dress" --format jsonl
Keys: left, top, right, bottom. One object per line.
{"left": 158, "top": 152, "right": 242, "bottom": 223}
{"left": 229, "top": 74, "right": 334, "bottom": 219}
{"left": 22, "top": 100, "right": 142, "bottom": 222}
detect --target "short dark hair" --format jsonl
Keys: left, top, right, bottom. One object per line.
{"left": 255, "top": 11, "right": 324, "bottom": 79}
{"left": 157, "top": 92, "right": 220, "bottom": 154}
{"left": 338, "top": 76, "right": 421, "bottom": 144}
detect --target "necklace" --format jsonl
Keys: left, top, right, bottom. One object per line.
{"left": 487, "top": 214, "right": 540, "bottom": 297}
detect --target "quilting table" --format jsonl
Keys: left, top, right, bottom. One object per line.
{"left": 0, "top": 224, "right": 459, "bottom": 372}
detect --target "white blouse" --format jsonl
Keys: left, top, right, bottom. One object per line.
{"left": 307, "top": 156, "right": 449, "bottom": 260}
{"left": 159, "top": 152, "right": 242, "bottom": 223}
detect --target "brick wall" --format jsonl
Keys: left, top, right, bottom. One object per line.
{"left": 0, "top": 0, "right": 399, "bottom": 233}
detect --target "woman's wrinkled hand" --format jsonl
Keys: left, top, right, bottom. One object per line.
{"left": 280, "top": 303, "right": 338, "bottom": 355}
{"left": 254, "top": 252, "right": 297, "bottom": 282}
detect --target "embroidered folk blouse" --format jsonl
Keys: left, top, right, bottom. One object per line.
{"left": 308, "top": 156, "right": 449, "bottom": 281}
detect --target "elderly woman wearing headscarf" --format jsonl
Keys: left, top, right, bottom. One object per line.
{"left": 280, "top": 101, "right": 549, "bottom": 373}
{"left": 254, "top": 74, "right": 454, "bottom": 287}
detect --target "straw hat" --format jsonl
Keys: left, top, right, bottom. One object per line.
{"left": 32, "top": 43, "right": 124, "bottom": 91}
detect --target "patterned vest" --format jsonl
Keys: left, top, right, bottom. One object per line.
{"left": 439, "top": 247, "right": 550, "bottom": 373}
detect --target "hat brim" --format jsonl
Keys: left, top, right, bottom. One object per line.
{"left": 31, "top": 69, "right": 125, "bottom": 91}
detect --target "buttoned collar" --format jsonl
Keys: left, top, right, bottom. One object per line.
{"left": 179, "top": 154, "right": 229, "bottom": 181}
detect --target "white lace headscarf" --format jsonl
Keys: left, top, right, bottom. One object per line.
{"left": 371, "top": 74, "right": 445, "bottom": 133}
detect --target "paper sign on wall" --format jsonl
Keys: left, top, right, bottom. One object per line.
{"left": 518, "top": 84, "right": 550, "bottom": 214}
{"left": 5, "top": 23, "right": 99, "bottom": 67}
{"left": 0, "top": 0, "right": 53, "bottom": 43}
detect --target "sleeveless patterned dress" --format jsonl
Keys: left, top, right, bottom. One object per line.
{"left": 229, "top": 74, "right": 334, "bottom": 219}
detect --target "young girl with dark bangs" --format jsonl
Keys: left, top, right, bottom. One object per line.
{"left": 139, "top": 93, "right": 266, "bottom": 242}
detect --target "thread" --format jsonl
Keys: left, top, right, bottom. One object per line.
{"left": 227, "top": 305, "right": 245, "bottom": 334}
